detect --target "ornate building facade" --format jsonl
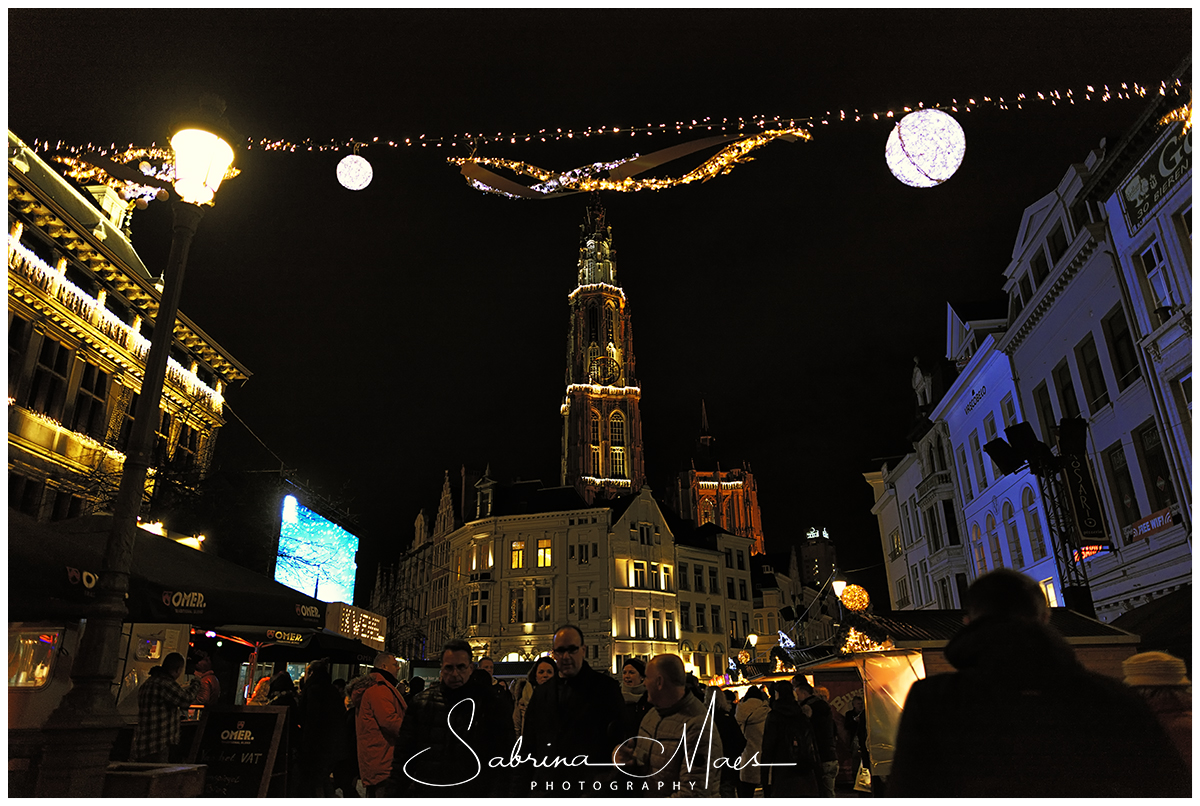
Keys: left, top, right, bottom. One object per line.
{"left": 560, "top": 202, "right": 645, "bottom": 504}
{"left": 8, "top": 132, "right": 249, "bottom": 523}
{"left": 670, "top": 403, "right": 767, "bottom": 555}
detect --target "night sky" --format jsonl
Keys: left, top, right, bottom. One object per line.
{"left": 8, "top": 9, "right": 1190, "bottom": 607}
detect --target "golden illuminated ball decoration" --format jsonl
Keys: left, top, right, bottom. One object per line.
{"left": 839, "top": 584, "right": 871, "bottom": 612}
{"left": 336, "top": 153, "right": 373, "bottom": 190}
{"left": 885, "top": 109, "right": 966, "bottom": 187}
{"left": 738, "top": 650, "right": 751, "bottom": 664}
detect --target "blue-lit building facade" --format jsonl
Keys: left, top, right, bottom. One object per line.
{"left": 869, "top": 74, "right": 1191, "bottom": 622}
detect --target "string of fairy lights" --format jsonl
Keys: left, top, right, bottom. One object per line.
{"left": 31, "top": 77, "right": 1189, "bottom": 202}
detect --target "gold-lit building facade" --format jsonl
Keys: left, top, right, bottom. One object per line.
{"left": 7, "top": 133, "right": 249, "bottom": 522}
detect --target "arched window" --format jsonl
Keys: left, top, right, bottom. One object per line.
{"left": 933, "top": 433, "right": 947, "bottom": 471}
{"left": 1003, "top": 501, "right": 1025, "bottom": 568}
{"left": 609, "top": 411, "right": 627, "bottom": 478}
{"left": 604, "top": 303, "right": 615, "bottom": 345}
{"left": 1023, "top": 487, "right": 1048, "bottom": 561}
{"left": 590, "top": 410, "right": 601, "bottom": 475}
{"left": 700, "top": 498, "right": 714, "bottom": 525}
{"left": 971, "top": 523, "right": 987, "bottom": 576}
{"left": 588, "top": 305, "right": 600, "bottom": 345}
{"left": 986, "top": 513, "right": 1003, "bottom": 568}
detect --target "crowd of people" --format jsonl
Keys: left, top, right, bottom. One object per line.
{"left": 128, "top": 570, "right": 1191, "bottom": 797}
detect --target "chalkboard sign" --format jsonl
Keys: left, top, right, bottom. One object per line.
{"left": 187, "top": 706, "right": 287, "bottom": 798}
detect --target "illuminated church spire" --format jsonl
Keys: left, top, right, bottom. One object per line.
{"left": 560, "top": 200, "right": 644, "bottom": 503}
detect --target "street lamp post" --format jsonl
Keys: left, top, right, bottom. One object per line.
{"left": 36, "top": 96, "right": 237, "bottom": 797}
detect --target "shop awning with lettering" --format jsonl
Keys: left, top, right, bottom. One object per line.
{"left": 8, "top": 512, "right": 326, "bottom": 629}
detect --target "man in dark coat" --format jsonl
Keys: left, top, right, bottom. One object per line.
{"left": 391, "top": 639, "right": 514, "bottom": 796}
{"left": 521, "top": 624, "right": 626, "bottom": 794}
{"left": 889, "top": 569, "right": 1190, "bottom": 797}
{"left": 792, "top": 675, "right": 838, "bottom": 796}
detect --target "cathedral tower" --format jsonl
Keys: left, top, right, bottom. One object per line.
{"left": 560, "top": 201, "right": 644, "bottom": 503}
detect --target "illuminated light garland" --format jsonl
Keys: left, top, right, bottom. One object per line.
{"left": 9, "top": 241, "right": 224, "bottom": 411}
{"left": 564, "top": 383, "right": 641, "bottom": 396}
{"left": 840, "top": 628, "right": 891, "bottom": 655}
{"left": 1158, "top": 102, "right": 1192, "bottom": 134}
{"left": 8, "top": 397, "right": 127, "bottom": 462}
{"left": 28, "top": 78, "right": 1183, "bottom": 198}
{"left": 698, "top": 480, "right": 744, "bottom": 489}
{"left": 30, "top": 80, "right": 1176, "bottom": 158}
{"left": 50, "top": 148, "right": 241, "bottom": 207}
{"left": 581, "top": 476, "right": 632, "bottom": 487}
{"left": 450, "top": 127, "right": 811, "bottom": 199}
{"left": 568, "top": 283, "right": 626, "bottom": 301}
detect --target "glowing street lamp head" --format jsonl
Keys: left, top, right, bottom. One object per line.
{"left": 747, "top": 633, "right": 759, "bottom": 647}
{"left": 169, "top": 94, "right": 239, "bottom": 206}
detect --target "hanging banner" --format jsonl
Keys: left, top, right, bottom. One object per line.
{"left": 1059, "top": 453, "right": 1111, "bottom": 548}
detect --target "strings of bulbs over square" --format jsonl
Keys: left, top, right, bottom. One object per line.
{"left": 38, "top": 78, "right": 1188, "bottom": 204}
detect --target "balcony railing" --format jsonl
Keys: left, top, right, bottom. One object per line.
{"left": 916, "top": 470, "right": 953, "bottom": 500}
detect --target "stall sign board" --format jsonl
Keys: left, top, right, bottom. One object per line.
{"left": 188, "top": 705, "right": 287, "bottom": 798}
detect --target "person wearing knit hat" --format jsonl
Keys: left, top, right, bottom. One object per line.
{"left": 1123, "top": 651, "right": 1192, "bottom": 772}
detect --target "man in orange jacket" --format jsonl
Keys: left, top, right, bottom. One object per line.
{"left": 351, "top": 653, "right": 407, "bottom": 797}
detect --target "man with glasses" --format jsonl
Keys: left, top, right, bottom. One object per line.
{"left": 521, "top": 624, "right": 625, "bottom": 794}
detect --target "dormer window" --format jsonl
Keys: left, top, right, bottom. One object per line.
{"left": 1030, "top": 249, "right": 1049, "bottom": 287}
{"left": 1047, "top": 222, "right": 1068, "bottom": 264}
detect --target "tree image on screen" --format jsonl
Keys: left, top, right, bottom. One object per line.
{"left": 274, "top": 495, "right": 358, "bottom": 604}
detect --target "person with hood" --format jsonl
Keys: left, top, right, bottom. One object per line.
{"left": 735, "top": 685, "right": 769, "bottom": 797}
{"left": 618, "top": 657, "right": 651, "bottom": 740}
{"left": 889, "top": 569, "right": 1189, "bottom": 797}
{"left": 514, "top": 656, "right": 557, "bottom": 735}
{"left": 296, "top": 659, "right": 348, "bottom": 796}
{"left": 1122, "top": 650, "right": 1191, "bottom": 772}
{"left": 350, "top": 653, "right": 407, "bottom": 797}
{"left": 760, "top": 681, "right": 819, "bottom": 797}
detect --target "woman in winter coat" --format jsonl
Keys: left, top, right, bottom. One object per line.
{"left": 618, "top": 658, "right": 652, "bottom": 741}
{"left": 514, "top": 656, "right": 557, "bottom": 735}
{"left": 735, "top": 684, "right": 769, "bottom": 797}
{"left": 760, "top": 681, "right": 819, "bottom": 797}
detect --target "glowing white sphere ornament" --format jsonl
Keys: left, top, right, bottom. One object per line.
{"left": 885, "top": 109, "right": 966, "bottom": 188}
{"left": 336, "top": 153, "right": 373, "bottom": 191}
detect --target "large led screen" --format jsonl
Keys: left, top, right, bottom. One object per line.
{"left": 274, "top": 494, "right": 358, "bottom": 604}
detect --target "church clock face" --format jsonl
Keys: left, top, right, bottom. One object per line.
{"left": 591, "top": 357, "right": 619, "bottom": 384}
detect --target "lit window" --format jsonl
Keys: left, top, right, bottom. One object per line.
{"left": 537, "top": 538, "right": 552, "bottom": 567}
{"left": 9, "top": 630, "right": 60, "bottom": 688}
{"left": 1040, "top": 579, "right": 1059, "bottom": 608}
{"left": 511, "top": 540, "right": 525, "bottom": 570}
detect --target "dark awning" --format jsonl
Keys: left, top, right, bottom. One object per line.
{"left": 8, "top": 512, "right": 326, "bottom": 629}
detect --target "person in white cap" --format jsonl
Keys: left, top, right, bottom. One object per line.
{"left": 1122, "top": 651, "right": 1191, "bottom": 771}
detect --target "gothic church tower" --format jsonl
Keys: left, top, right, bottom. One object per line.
{"left": 560, "top": 201, "right": 644, "bottom": 503}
